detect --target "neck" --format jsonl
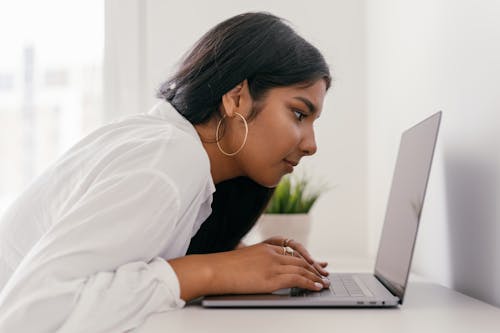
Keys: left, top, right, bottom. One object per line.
{"left": 194, "top": 122, "right": 243, "bottom": 185}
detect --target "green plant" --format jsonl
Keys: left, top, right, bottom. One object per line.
{"left": 265, "top": 172, "right": 331, "bottom": 214}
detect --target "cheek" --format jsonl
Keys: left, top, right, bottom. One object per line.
{"left": 240, "top": 117, "right": 300, "bottom": 187}
{"left": 249, "top": 120, "right": 300, "bottom": 161}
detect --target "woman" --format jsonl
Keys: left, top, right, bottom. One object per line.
{"left": 0, "top": 12, "right": 332, "bottom": 332}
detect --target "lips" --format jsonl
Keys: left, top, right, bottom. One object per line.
{"left": 284, "top": 159, "right": 299, "bottom": 167}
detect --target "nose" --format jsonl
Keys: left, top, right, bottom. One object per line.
{"left": 300, "top": 127, "right": 317, "bottom": 156}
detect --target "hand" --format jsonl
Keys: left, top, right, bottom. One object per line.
{"left": 261, "top": 236, "right": 329, "bottom": 278}
{"left": 208, "top": 243, "right": 330, "bottom": 296}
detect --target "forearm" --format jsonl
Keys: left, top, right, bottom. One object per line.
{"left": 167, "top": 254, "right": 216, "bottom": 302}
{"left": 168, "top": 244, "right": 254, "bottom": 302}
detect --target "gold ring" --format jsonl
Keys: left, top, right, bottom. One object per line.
{"left": 283, "top": 238, "right": 293, "bottom": 247}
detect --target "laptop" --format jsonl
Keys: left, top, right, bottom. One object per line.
{"left": 202, "top": 111, "right": 442, "bottom": 308}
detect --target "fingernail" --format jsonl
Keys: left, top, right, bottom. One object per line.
{"left": 314, "top": 282, "right": 323, "bottom": 289}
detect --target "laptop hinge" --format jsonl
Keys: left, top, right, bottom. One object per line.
{"left": 374, "top": 274, "right": 401, "bottom": 303}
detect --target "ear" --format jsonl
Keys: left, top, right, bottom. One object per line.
{"left": 220, "top": 79, "right": 251, "bottom": 118}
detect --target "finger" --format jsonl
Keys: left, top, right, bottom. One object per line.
{"left": 280, "top": 255, "right": 328, "bottom": 283}
{"left": 287, "top": 242, "right": 329, "bottom": 277}
{"left": 262, "top": 236, "right": 282, "bottom": 247}
{"left": 313, "top": 261, "right": 329, "bottom": 276}
{"left": 278, "top": 273, "right": 325, "bottom": 291}
{"left": 281, "top": 266, "right": 329, "bottom": 288}
{"left": 292, "top": 251, "right": 326, "bottom": 278}
{"left": 274, "top": 244, "right": 329, "bottom": 278}
{"left": 288, "top": 240, "right": 315, "bottom": 265}
{"left": 271, "top": 244, "right": 308, "bottom": 263}
{"left": 268, "top": 244, "right": 287, "bottom": 256}
{"left": 284, "top": 243, "right": 329, "bottom": 278}
{"left": 287, "top": 241, "right": 329, "bottom": 276}
{"left": 280, "top": 254, "right": 315, "bottom": 273}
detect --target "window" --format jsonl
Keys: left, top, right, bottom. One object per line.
{"left": 0, "top": 0, "right": 104, "bottom": 215}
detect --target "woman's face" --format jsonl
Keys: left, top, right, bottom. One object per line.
{"left": 223, "top": 79, "right": 327, "bottom": 188}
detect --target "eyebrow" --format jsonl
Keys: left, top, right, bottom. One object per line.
{"left": 292, "top": 96, "right": 318, "bottom": 114}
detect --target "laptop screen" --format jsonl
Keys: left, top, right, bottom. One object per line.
{"left": 374, "top": 112, "right": 441, "bottom": 304}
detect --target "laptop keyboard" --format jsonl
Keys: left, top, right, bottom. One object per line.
{"left": 291, "top": 275, "right": 367, "bottom": 297}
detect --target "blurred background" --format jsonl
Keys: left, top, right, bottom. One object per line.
{"left": 1, "top": 0, "right": 499, "bottom": 307}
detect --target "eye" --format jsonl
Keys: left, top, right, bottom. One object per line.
{"left": 292, "top": 109, "right": 307, "bottom": 122}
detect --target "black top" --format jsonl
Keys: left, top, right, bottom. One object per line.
{"left": 187, "top": 177, "right": 274, "bottom": 254}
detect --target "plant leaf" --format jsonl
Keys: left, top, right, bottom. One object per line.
{"left": 265, "top": 173, "right": 331, "bottom": 214}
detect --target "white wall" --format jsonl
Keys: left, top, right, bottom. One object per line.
{"left": 104, "top": 0, "right": 146, "bottom": 122}
{"left": 105, "top": 0, "right": 368, "bottom": 258}
{"left": 365, "top": 0, "right": 500, "bottom": 307}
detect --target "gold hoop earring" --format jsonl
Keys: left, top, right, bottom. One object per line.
{"left": 215, "top": 112, "right": 248, "bottom": 157}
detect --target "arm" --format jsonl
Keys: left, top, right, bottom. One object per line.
{"left": 0, "top": 170, "right": 184, "bottom": 332}
{"left": 168, "top": 244, "right": 331, "bottom": 301}
{"left": 168, "top": 254, "right": 214, "bottom": 301}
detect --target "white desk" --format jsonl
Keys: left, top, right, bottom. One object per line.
{"left": 137, "top": 257, "right": 500, "bottom": 333}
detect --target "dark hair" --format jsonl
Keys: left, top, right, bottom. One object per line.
{"left": 187, "top": 176, "right": 274, "bottom": 254}
{"left": 157, "top": 12, "right": 332, "bottom": 254}
{"left": 157, "top": 11, "right": 332, "bottom": 124}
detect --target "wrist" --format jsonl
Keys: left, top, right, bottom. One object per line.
{"left": 167, "top": 254, "right": 215, "bottom": 301}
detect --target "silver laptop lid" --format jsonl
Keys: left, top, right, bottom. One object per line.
{"left": 374, "top": 111, "right": 442, "bottom": 304}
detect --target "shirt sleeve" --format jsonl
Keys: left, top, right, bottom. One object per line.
{"left": 0, "top": 169, "right": 186, "bottom": 333}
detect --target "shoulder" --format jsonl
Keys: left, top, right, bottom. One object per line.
{"left": 103, "top": 105, "right": 214, "bottom": 208}
{"left": 154, "top": 125, "right": 213, "bottom": 198}
{"left": 53, "top": 102, "right": 214, "bottom": 207}
{"left": 139, "top": 101, "right": 214, "bottom": 198}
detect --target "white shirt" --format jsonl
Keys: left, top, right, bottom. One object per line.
{"left": 0, "top": 100, "right": 216, "bottom": 332}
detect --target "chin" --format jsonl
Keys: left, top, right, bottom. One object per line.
{"left": 251, "top": 173, "right": 283, "bottom": 189}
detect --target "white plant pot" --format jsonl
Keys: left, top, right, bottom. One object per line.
{"left": 244, "top": 213, "right": 311, "bottom": 247}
